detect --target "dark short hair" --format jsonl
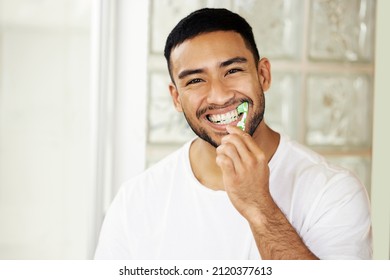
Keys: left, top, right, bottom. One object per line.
{"left": 164, "top": 8, "right": 260, "bottom": 82}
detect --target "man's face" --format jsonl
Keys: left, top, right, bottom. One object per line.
{"left": 169, "top": 31, "right": 268, "bottom": 148}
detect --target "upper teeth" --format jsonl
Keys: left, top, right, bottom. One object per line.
{"left": 208, "top": 109, "right": 240, "bottom": 125}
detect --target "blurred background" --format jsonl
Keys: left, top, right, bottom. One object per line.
{"left": 0, "top": 0, "right": 388, "bottom": 259}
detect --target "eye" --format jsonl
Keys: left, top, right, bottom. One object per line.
{"left": 186, "top": 78, "right": 203, "bottom": 86}
{"left": 225, "top": 68, "right": 242, "bottom": 76}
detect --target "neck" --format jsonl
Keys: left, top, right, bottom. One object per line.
{"left": 189, "top": 122, "right": 280, "bottom": 191}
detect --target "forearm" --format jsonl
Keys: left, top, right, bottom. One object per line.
{"left": 247, "top": 196, "right": 319, "bottom": 260}
{"left": 216, "top": 126, "right": 318, "bottom": 259}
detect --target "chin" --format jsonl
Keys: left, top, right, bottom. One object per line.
{"left": 199, "top": 134, "right": 220, "bottom": 148}
{"left": 193, "top": 128, "right": 225, "bottom": 148}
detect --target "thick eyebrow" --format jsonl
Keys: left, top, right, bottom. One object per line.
{"left": 220, "top": 57, "right": 248, "bottom": 68}
{"left": 178, "top": 68, "right": 204, "bottom": 80}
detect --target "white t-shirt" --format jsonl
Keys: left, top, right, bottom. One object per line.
{"left": 94, "top": 135, "right": 372, "bottom": 259}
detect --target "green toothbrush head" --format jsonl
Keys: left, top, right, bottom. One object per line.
{"left": 236, "top": 102, "right": 248, "bottom": 131}
{"left": 237, "top": 101, "right": 248, "bottom": 114}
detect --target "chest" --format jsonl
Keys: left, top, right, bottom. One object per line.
{"left": 131, "top": 188, "right": 260, "bottom": 259}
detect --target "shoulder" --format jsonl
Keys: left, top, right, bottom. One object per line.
{"left": 277, "top": 135, "right": 361, "bottom": 184}
{"left": 274, "top": 137, "right": 371, "bottom": 259}
{"left": 273, "top": 134, "right": 369, "bottom": 215}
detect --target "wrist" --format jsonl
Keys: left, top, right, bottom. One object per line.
{"left": 244, "top": 193, "right": 277, "bottom": 229}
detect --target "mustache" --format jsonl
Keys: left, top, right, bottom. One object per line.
{"left": 196, "top": 98, "right": 253, "bottom": 119}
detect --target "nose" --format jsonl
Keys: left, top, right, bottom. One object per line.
{"left": 206, "top": 78, "right": 234, "bottom": 105}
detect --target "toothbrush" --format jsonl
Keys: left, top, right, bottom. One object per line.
{"left": 236, "top": 102, "right": 248, "bottom": 131}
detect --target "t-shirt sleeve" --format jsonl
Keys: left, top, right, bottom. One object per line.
{"left": 300, "top": 174, "right": 372, "bottom": 259}
{"left": 94, "top": 187, "right": 131, "bottom": 259}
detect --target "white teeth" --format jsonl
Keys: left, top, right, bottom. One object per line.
{"left": 208, "top": 108, "right": 240, "bottom": 125}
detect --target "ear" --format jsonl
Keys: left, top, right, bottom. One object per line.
{"left": 169, "top": 83, "right": 183, "bottom": 112}
{"left": 257, "top": 58, "right": 271, "bottom": 92}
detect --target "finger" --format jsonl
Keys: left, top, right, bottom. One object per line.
{"left": 215, "top": 153, "right": 236, "bottom": 174}
{"left": 216, "top": 142, "right": 241, "bottom": 169}
{"left": 225, "top": 126, "right": 268, "bottom": 173}
{"left": 226, "top": 125, "right": 263, "bottom": 157}
{"left": 224, "top": 126, "right": 257, "bottom": 159}
{"left": 226, "top": 125, "right": 246, "bottom": 135}
{"left": 220, "top": 134, "right": 250, "bottom": 163}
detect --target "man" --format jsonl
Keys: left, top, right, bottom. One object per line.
{"left": 94, "top": 8, "right": 372, "bottom": 260}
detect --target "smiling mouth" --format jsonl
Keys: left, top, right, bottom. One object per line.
{"left": 207, "top": 108, "right": 243, "bottom": 125}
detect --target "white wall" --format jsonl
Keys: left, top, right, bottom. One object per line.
{"left": 0, "top": 0, "right": 95, "bottom": 259}
{"left": 0, "top": 0, "right": 149, "bottom": 260}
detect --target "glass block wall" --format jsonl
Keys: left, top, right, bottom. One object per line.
{"left": 146, "top": 0, "right": 375, "bottom": 194}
